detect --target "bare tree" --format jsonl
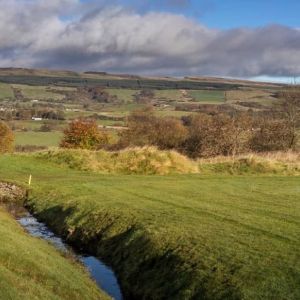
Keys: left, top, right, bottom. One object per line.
{"left": 277, "top": 86, "right": 300, "bottom": 149}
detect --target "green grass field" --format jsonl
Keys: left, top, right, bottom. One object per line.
{"left": 0, "top": 83, "right": 14, "bottom": 100}
{"left": 0, "top": 154, "right": 299, "bottom": 299}
{"left": 12, "top": 120, "right": 66, "bottom": 131}
{"left": 15, "top": 131, "right": 63, "bottom": 147}
{"left": 0, "top": 207, "right": 109, "bottom": 300}
{"left": 106, "top": 88, "right": 137, "bottom": 103}
{"left": 155, "top": 89, "right": 183, "bottom": 102}
{"left": 11, "top": 84, "right": 65, "bottom": 101}
{"left": 188, "top": 90, "right": 225, "bottom": 103}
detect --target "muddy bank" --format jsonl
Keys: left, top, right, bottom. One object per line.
{"left": 0, "top": 182, "right": 27, "bottom": 215}
{"left": 0, "top": 182, "right": 26, "bottom": 203}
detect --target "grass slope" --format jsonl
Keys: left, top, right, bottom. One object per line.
{"left": 12, "top": 84, "right": 65, "bottom": 101}
{"left": 0, "top": 154, "right": 299, "bottom": 299}
{"left": 0, "top": 207, "right": 109, "bottom": 300}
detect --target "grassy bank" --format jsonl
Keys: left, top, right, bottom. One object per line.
{"left": 0, "top": 153, "right": 299, "bottom": 299}
{"left": 0, "top": 206, "right": 109, "bottom": 300}
{"left": 37, "top": 147, "right": 198, "bottom": 175}
{"left": 37, "top": 148, "right": 300, "bottom": 176}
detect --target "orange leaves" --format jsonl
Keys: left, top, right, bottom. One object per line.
{"left": 60, "top": 119, "right": 108, "bottom": 150}
{"left": 0, "top": 121, "right": 14, "bottom": 153}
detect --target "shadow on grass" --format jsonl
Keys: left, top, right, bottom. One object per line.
{"left": 28, "top": 202, "right": 240, "bottom": 300}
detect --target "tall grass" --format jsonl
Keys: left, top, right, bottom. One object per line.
{"left": 36, "top": 147, "right": 300, "bottom": 176}
{"left": 37, "top": 147, "right": 198, "bottom": 175}
{"left": 198, "top": 151, "right": 300, "bottom": 175}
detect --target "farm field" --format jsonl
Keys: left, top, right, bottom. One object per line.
{"left": 11, "top": 84, "right": 65, "bottom": 101}
{"left": 106, "top": 88, "right": 137, "bottom": 103}
{"left": 154, "top": 89, "right": 183, "bottom": 102}
{"left": 226, "top": 89, "right": 277, "bottom": 105}
{"left": 188, "top": 90, "right": 225, "bottom": 103}
{"left": 15, "top": 131, "right": 63, "bottom": 147}
{"left": 0, "top": 207, "right": 108, "bottom": 300}
{"left": 0, "top": 83, "right": 14, "bottom": 100}
{"left": 0, "top": 154, "right": 299, "bottom": 299}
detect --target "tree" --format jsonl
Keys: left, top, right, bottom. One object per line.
{"left": 60, "top": 119, "right": 108, "bottom": 150}
{"left": 153, "top": 117, "right": 188, "bottom": 150}
{"left": 135, "top": 89, "right": 155, "bottom": 104}
{"left": 118, "top": 107, "right": 187, "bottom": 150}
{"left": 182, "top": 113, "right": 252, "bottom": 158}
{"left": 249, "top": 117, "right": 295, "bottom": 152}
{"left": 0, "top": 121, "right": 14, "bottom": 153}
{"left": 276, "top": 86, "right": 300, "bottom": 149}
{"left": 118, "top": 107, "right": 157, "bottom": 148}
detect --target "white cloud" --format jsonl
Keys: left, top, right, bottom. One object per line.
{"left": 0, "top": 0, "right": 299, "bottom": 77}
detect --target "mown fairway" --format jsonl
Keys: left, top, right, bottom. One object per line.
{"left": 0, "top": 207, "right": 109, "bottom": 300}
{"left": 0, "top": 154, "right": 299, "bottom": 299}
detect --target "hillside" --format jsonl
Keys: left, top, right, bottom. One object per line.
{"left": 0, "top": 67, "right": 285, "bottom": 150}
{"left": 0, "top": 67, "right": 282, "bottom": 89}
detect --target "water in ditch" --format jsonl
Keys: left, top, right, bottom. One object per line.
{"left": 17, "top": 213, "right": 123, "bottom": 300}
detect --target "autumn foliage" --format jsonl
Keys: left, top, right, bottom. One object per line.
{"left": 0, "top": 121, "right": 14, "bottom": 153}
{"left": 118, "top": 107, "right": 187, "bottom": 150}
{"left": 60, "top": 119, "right": 108, "bottom": 150}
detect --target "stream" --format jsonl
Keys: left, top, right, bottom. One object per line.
{"left": 17, "top": 212, "right": 123, "bottom": 300}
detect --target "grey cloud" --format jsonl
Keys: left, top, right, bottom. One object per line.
{"left": 0, "top": 0, "right": 299, "bottom": 77}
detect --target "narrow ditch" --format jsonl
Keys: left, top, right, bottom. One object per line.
{"left": 0, "top": 182, "right": 123, "bottom": 300}
{"left": 17, "top": 211, "right": 123, "bottom": 300}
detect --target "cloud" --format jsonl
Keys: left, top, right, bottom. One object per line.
{"left": 0, "top": 0, "right": 299, "bottom": 77}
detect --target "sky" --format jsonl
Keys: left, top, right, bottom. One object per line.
{"left": 0, "top": 0, "right": 299, "bottom": 82}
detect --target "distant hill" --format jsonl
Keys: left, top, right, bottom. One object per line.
{"left": 0, "top": 68, "right": 283, "bottom": 90}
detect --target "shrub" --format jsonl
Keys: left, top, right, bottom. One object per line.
{"left": 250, "top": 118, "right": 295, "bottom": 152}
{"left": 60, "top": 119, "right": 109, "bottom": 150}
{"left": 0, "top": 121, "right": 14, "bottom": 153}
{"left": 182, "top": 113, "right": 252, "bottom": 158}
{"left": 118, "top": 108, "right": 188, "bottom": 150}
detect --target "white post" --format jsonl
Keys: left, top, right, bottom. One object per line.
{"left": 28, "top": 175, "right": 32, "bottom": 186}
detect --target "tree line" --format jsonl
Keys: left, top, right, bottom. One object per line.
{"left": 1, "top": 87, "right": 299, "bottom": 156}
{"left": 60, "top": 87, "right": 299, "bottom": 158}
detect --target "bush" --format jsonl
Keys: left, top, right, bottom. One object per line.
{"left": 250, "top": 118, "right": 295, "bottom": 152}
{"left": 182, "top": 113, "right": 252, "bottom": 158}
{"left": 60, "top": 119, "right": 109, "bottom": 150}
{"left": 118, "top": 108, "right": 188, "bottom": 150}
{"left": 0, "top": 121, "right": 14, "bottom": 153}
